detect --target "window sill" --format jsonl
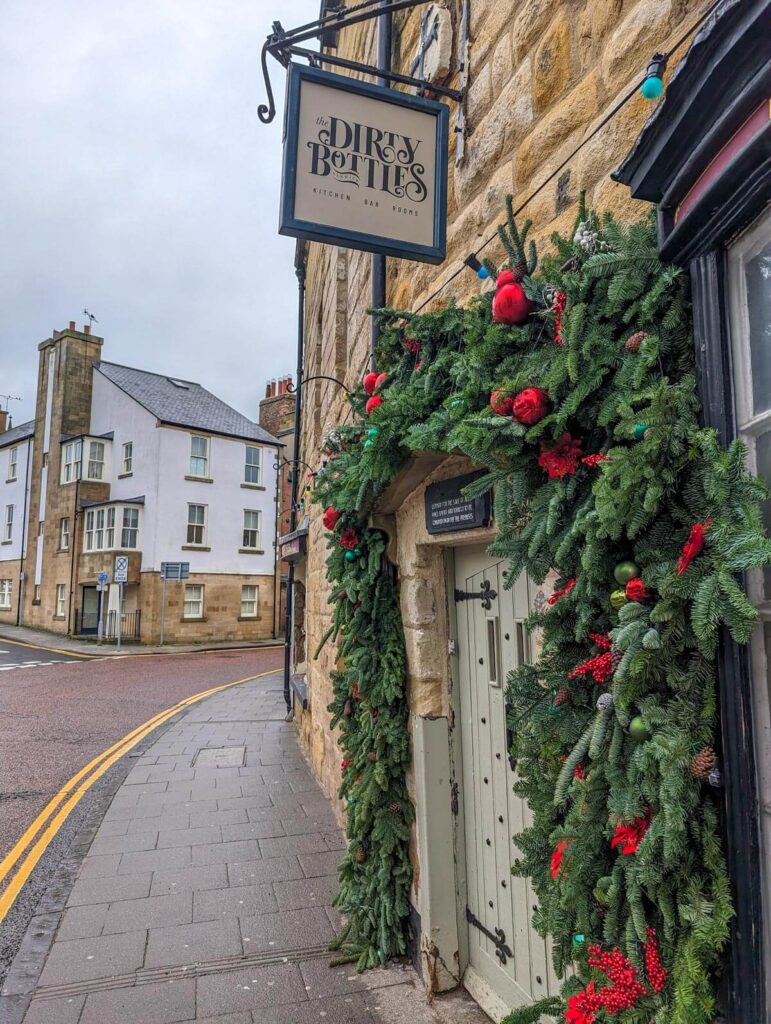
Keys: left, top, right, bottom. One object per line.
{"left": 238, "top": 548, "right": 264, "bottom": 555}
{"left": 56, "top": 547, "right": 70, "bottom": 554}
{"left": 237, "top": 615, "right": 262, "bottom": 622}
{"left": 53, "top": 615, "right": 66, "bottom": 621}
{"left": 185, "top": 475, "right": 213, "bottom": 484}
{"left": 117, "top": 472, "right": 133, "bottom": 479}
{"left": 5, "top": 478, "right": 17, "bottom": 484}
{"left": 181, "top": 544, "right": 211, "bottom": 552}
{"left": 240, "top": 483, "right": 265, "bottom": 491}
{"left": 181, "top": 616, "right": 207, "bottom": 622}
{"left": 31, "top": 599, "right": 41, "bottom": 606}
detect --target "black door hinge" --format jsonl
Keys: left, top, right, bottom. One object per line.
{"left": 465, "top": 906, "right": 513, "bottom": 964}
{"left": 450, "top": 780, "right": 459, "bottom": 816}
{"left": 454, "top": 579, "right": 497, "bottom": 609}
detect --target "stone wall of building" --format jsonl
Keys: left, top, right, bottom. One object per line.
{"left": 295, "top": 0, "right": 711, "bottom": 819}
{"left": 0, "top": 558, "right": 22, "bottom": 625}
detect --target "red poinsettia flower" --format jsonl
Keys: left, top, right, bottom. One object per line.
{"left": 403, "top": 336, "right": 421, "bottom": 353}
{"left": 322, "top": 506, "right": 340, "bottom": 531}
{"left": 677, "top": 519, "right": 712, "bottom": 575}
{"left": 538, "top": 433, "right": 583, "bottom": 479}
{"left": 550, "top": 839, "right": 568, "bottom": 879}
{"left": 547, "top": 577, "right": 577, "bottom": 605}
{"left": 339, "top": 528, "right": 359, "bottom": 551}
{"left": 611, "top": 807, "right": 652, "bottom": 855}
{"left": 625, "top": 577, "right": 651, "bottom": 602}
{"left": 512, "top": 386, "right": 551, "bottom": 425}
{"left": 565, "top": 982, "right": 600, "bottom": 1024}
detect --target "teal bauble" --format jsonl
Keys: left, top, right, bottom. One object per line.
{"left": 633, "top": 423, "right": 649, "bottom": 440}
{"left": 363, "top": 439, "right": 374, "bottom": 449}
{"left": 572, "top": 934, "right": 586, "bottom": 947}
{"left": 344, "top": 550, "right": 357, "bottom": 562}
{"left": 353, "top": 548, "right": 361, "bottom": 558}
{"left": 367, "top": 427, "right": 379, "bottom": 439}
{"left": 347, "top": 795, "right": 355, "bottom": 806}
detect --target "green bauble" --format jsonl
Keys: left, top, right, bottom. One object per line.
{"left": 633, "top": 423, "right": 649, "bottom": 440}
{"left": 610, "top": 588, "right": 628, "bottom": 610}
{"left": 344, "top": 550, "right": 357, "bottom": 562}
{"left": 614, "top": 560, "right": 638, "bottom": 585}
{"left": 629, "top": 715, "right": 651, "bottom": 742}
{"left": 353, "top": 547, "right": 361, "bottom": 557}
{"left": 363, "top": 439, "right": 374, "bottom": 449}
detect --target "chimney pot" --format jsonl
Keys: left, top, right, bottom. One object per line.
{"left": 69, "top": 320, "right": 76, "bottom": 330}
{"left": 0, "top": 410, "right": 7, "bottom": 434}
{"left": 83, "top": 324, "right": 90, "bottom": 334}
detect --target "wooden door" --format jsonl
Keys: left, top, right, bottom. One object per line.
{"left": 454, "top": 545, "right": 559, "bottom": 1020}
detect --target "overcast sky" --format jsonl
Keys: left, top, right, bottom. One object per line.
{"left": 0, "top": 0, "right": 319, "bottom": 428}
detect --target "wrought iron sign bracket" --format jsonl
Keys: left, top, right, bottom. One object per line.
{"left": 465, "top": 907, "right": 513, "bottom": 964}
{"left": 258, "top": 0, "right": 464, "bottom": 125}
{"left": 454, "top": 579, "right": 497, "bottom": 610}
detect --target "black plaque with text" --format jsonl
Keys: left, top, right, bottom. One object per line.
{"left": 425, "top": 472, "right": 491, "bottom": 535}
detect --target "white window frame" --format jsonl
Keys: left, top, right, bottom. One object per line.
{"left": 122, "top": 441, "right": 133, "bottom": 474}
{"left": 59, "top": 517, "right": 70, "bottom": 550}
{"left": 56, "top": 584, "right": 66, "bottom": 618}
{"left": 3, "top": 504, "right": 12, "bottom": 543}
{"left": 105, "top": 507, "right": 115, "bottom": 549}
{"left": 187, "top": 504, "right": 207, "bottom": 546}
{"left": 63, "top": 440, "right": 82, "bottom": 483}
{"left": 240, "top": 584, "right": 258, "bottom": 618}
{"left": 189, "top": 436, "right": 210, "bottom": 478}
{"left": 183, "top": 583, "right": 204, "bottom": 619}
{"left": 0, "top": 579, "right": 11, "bottom": 609}
{"left": 121, "top": 507, "right": 139, "bottom": 549}
{"left": 87, "top": 440, "right": 105, "bottom": 481}
{"left": 242, "top": 509, "right": 261, "bottom": 550}
{"left": 245, "top": 446, "right": 262, "bottom": 485}
{"left": 84, "top": 510, "right": 95, "bottom": 551}
{"left": 7, "top": 447, "right": 17, "bottom": 481}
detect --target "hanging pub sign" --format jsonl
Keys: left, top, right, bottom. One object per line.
{"left": 279, "top": 63, "right": 449, "bottom": 264}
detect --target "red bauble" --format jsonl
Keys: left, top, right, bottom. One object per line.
{"left": 625, "top": 577, "right": 651, "bottom": 602}
{"left": 322, "top": 506, "right": 340, "bottom": 531}
{"left": 512, "top": 386, "right": 550, "bottom": 425}
{"left": 489, "top": 389, "right": 514, "bottom": 416}
{"left": 363, "top": 372, "right": 379, "bottom": 395}
{"left": 365, "top": 395, "right": 383, "bottom": 415}
{"left": 375, "top": 372, "right": 388, "bottom": 391}
{"left": 492, "top": 270, "right": 534, "bottom": 325}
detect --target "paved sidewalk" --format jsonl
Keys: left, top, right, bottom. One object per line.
{"left": 4, "top": 671, "right": 489, "bottom": 1024}
{"left": 0, "top": 623, "right": 282, "bottom": 657}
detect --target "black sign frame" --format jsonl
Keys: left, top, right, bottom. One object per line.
{"left": 279, "top": 63, "right": 449, "bottom": 264}
{"left": 425, "top": 472, "right": 491, "bottom": 535}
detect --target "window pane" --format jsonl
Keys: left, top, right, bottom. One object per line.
{"left": 756, "top": 430, "right": 771, "bottom": 601}
{"left": 88, "top": 442, "right": 104, "bottom": 479}
{"left": 745, "top": 239, "right": 771, "bottom": 415}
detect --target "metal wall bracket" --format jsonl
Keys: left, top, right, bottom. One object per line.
{"left": 258, "top": 0, "right": 464, "bottom": 125}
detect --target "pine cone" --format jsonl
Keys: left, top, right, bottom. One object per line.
{"left": 553, "top": 687, "right": 570, "bottom": 707}
{"left": 625, "top": 331, "right": 646, "bottom": 353}
{"left": 689, "top": 745, "right": 716, "bottom": 780}
{"left": 511, "top": 261, "right": 527, "bottom": 283}
{"left": 611, "top": 650, "right": 623, "bottom": 672}
{"left": 388, "top": 801, "right": 402, "bottom": 814}
{"left": 355, "top": 846, "right": 366, "bottom": 863}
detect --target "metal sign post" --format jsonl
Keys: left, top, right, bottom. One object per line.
{"left": 114, "top": 557, "right": 129, "bottom": 651}
{"left": 159, "top": 563, "right": 189, "bottom": 646}
{"left": 96, "top": 571, "right": 109, "bottom": 643}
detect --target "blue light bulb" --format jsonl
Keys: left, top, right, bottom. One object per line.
{"left": 477, "top": 266, "right": 489, "bottom": 280}
{"left": 641, "top": 75, "right": 663, "bottom": 100}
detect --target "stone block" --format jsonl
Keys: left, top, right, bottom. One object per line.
{"left": 491, "top": 31, "right": 514, "bottom": 95}
{"left": 602, "top": 0, "right": 673, "bottom": 95}
{"left": 466, "top": 60, "right": 492, "bottom": 128}
{"left": 533, "top": 11, "right": 572, "bottom": 112}
{"left": 512, "top": 0, "right": 559, "bottom": 62}
{"left": 454, "top": 108, "right": 505, "bottom": 206}
{"left": 493, "top": 58, "right": 534, "bottom": 156}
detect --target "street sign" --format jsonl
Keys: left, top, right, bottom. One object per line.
{"left": 279, "top": 64, "right": 449, "bottom": 264}
{"left": 114, "top": 555, "right": 129, "bottom": 583}
{"left": 160, "top": 562, "right": 190, "bottom": 581}
{"left": 97, "top": 571, "right": 109, "bottom": 585}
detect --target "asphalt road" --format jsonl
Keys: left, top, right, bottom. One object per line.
{"left": 0, "top": 643, "right": 283, "bottom": 986}
{"left": 0, "top": 638, "right": 84, "bottom": 672}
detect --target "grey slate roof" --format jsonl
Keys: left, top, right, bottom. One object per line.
{"left": 0, "top": 419, "right": 35, "bottom": 449}
{"left": 95, "top": 362, "right": 280, "bottom": 445}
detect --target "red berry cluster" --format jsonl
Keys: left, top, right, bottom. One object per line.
{"left": 568, "top": 633, "right": 615, "bottom": 684}
{"left": 552, "top": 290, "right": 567, "bottom": 346}
{"left": 643, "top": 928, "right": 667, "bottom": 993}
{"left": 581, "top": 453, "right": 611, "bottom": 468}
{"left": 587, "top": 944, "right": 647, "bottom": 1012}
{"left": 340, "top": 759, "right": 352, "bottom": 770}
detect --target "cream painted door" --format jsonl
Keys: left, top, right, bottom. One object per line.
{"left": 454, "top": 545, "right": 559, "bottom": 1021}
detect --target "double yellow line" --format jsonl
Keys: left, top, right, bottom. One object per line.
{"left": 0, "top": 670, "right": 275, "bottom": 922}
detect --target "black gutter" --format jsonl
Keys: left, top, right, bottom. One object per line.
{"left": 284, "top": 242, "right": 307, "bottom": 717}
{"left": 370, "top": 0, "right": 392, "bottom": 369}
{"left": 66, "top": 478, "right": 80, "bottom": 635}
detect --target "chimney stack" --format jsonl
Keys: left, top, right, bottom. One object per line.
{"left": 0, "top": 409, "right": 7, "bottom": 434}
{"left": 83, "top": 323, "right": 91, "bottom": 335}
{"left": 68, "top": 320, "right": 76, "bottom": 330}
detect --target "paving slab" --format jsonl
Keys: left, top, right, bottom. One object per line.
{"left": 79, "top": 978, "right": 197, "bottom": 1024}
{"left": 37, "top": 929, "right": 146, "bottom": 986}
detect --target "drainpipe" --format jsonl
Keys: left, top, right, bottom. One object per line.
{"left": 370, "top": 0, "right": 392, "bottom": 369}
{"left": 15, "top": 438, "right": 33, "bottom": 625}
{"left": 284, "top": 242, "right": 307, "bottom": 718}
{"left": 67, "top": 478, "right": 80, "bottom": 635}
{"left": 272, "top": 443, "right": 281, "bottom": 640}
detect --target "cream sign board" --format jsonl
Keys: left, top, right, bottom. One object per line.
{"left": 279, "top": 64, "right": 448, "bottom": 264}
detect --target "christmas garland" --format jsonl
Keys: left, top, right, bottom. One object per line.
{"left": 313, "top": 197, "right": 771, "bottom": 1021}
